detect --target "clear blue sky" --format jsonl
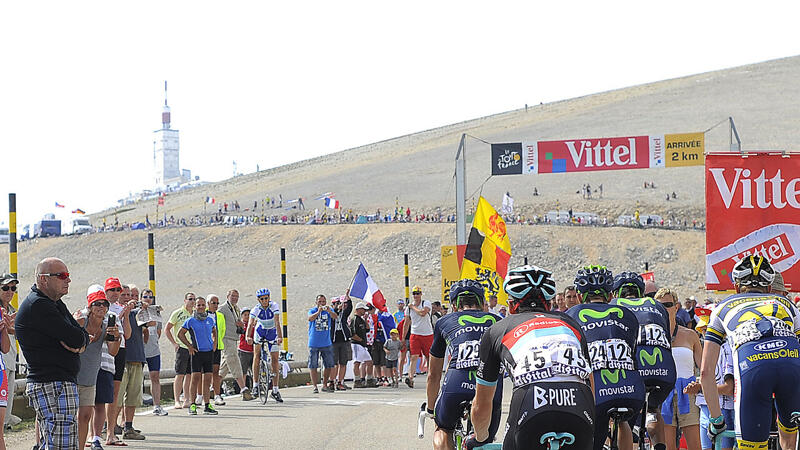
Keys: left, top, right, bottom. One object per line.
{"left": 1, "top": 1, "right": 799, "bottom": 225}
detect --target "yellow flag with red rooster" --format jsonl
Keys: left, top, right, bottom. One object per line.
{"left": 459, "top": 197, "right": 512, "bottom": 305}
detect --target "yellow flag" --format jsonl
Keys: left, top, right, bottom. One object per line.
{"left": 460, "top": 197, "right": 512, "bottom": 305}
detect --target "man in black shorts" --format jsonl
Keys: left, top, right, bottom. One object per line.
{"left": 470, "top": 265, "right": 595, "bottom": 450}
{"left": 178, "top": 297, "right": 219, "bottom": 415}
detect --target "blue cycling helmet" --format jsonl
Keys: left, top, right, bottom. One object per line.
{"left": 449, "top": 279, "right": 485, "bottom": 309}
{"left": 256, "top": 288, "right": 271, "bottom": 297}
{"left": 574, "top": 265, "right": 614, "bottom": 302}
{"left": 503, "top": 265, "right": 556, "bottom": 311}
{"left": 612, "top": 271, "right": 645, "bottom": 298}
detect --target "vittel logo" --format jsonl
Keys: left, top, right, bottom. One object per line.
{"left": 754, "top": 339, "right": 787, "bottom": 352}
{"left": 709, "top": 168, "right": 800, "bottom": 209}
{"left": 565, "top": 138, "right": 639, "bottom": 168}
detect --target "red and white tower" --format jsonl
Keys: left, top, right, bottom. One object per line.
{"left": 153, "top": 81, "right": 181, "bottom": 187}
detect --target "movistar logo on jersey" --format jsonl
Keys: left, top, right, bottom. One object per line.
{"left": 600, "top": 369, "right": 626, "bottom": 385}
{"left": 578, "top": 307, "right": 624, "bottom": 323}
{"left": 639, "top": 348, "right": 663, "bottom": 366}
{"left": 615, "top": 297, "right": 656, "bottom": 307}
{"left": 458, "top": 315, "right": 497, "bottom": 326}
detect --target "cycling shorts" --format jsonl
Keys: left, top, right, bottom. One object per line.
{"left": 504, "top": 381, "right": 594, "bottom": 450}
{"left": 255, "top": 328, "right": 278, "bottom": 351}
{"left": 434, "top": 369, "right": 503, "bottom": 439}
{"left": 735, "top": 337, "right": 800, "bottom": 449}
{"left": 634, "top": 345, "right": 676, "bottom": 411}
{"left": 592, "top": 369, "right": 645, "bottom": 450}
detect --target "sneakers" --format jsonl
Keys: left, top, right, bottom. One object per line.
{"left": 270, "top": 390, "right": 284, "bottom": 403}
{"left": 312, "top": 386, "right": 319, "bottom": 394}
{"left": 123, "top": 428, "right": 145, "bottom": 440}
{"left": 252, "top": 385, "right": 260, "bottom": 397}
{"left": 327, "top": 381, "right": 336, "bottom": 392}
{"left": 203, "top": 404, "right": 218, "bottom": 415}
{"left": 353, "top": 379, "right": 366, "bottom": 388}
{"left": 152, "top": 405, "right": 168, "bottom": 416}
{"left": 404, "top": 377, "right": 414, "bottom": 388}
{"left": 241, "top": 387, "right": 254, "bottom": 401}
{"left": 366, "top": 378, "right": 378, "bottom": 388}
{"left": 335, "top": 382, "right": 347, "bottom": 391}
{"left": 189, "top": 403, "right": 198, "bottom": 415}
{"left": 214, "top": 395, "right": 226, "bottom": 406}
{"left": 90, "top": 439, "right": 105, "bottom": 450}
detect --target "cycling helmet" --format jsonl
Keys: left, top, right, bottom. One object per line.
{"left": 503, "top": 265, "right": 556, "bottom": 311}
{"left": 574, "top": 265, "right": 614, "bottom": 302}
{"left": 732, "top": 255, "right": 776, "bottom": 288}
{"left": 612, "top": 271, "right": 645, "bottom": 298}
{"left": 256, "top": 288, "right": 271, "bottom": 298}
{"left": 449, "top": 279, "right": 485, "bottom": 309}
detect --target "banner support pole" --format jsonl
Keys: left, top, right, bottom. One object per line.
{"left": 148, "top": 233, "right": 156, "bottom": 295}
{"left": 8, "top": 194, "right": 18, "bottom": 310}
{"left": 456, "top": 134, "right": 467, "bottom": 245}
{"left": 404, "top": 254, "right": 410, "bottom": 302}
{"left": 281, "top": 248, "right": 288, "bottom": 353}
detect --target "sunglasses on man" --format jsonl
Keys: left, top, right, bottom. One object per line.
{"left": 91, "top": 301, "right": 110, "bottom": 308}
{"left": 0, "top": 285, "right": 16, "bottom": 292}
{"left": 142, "top": 295, "right": 155, "bottom": 299}
{"left": 43, "top": 272, "right": 70, "bottom": 280}
{"left": 107, "top": 287, "right": 122, "bottom": 292}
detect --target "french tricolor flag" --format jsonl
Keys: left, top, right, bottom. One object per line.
{"left": 349, "top": 263, "right": 387, "bottom": 312}
{"left": 325, "top": 197, "right": 339, "bottom": 209}
{"left": 205, "top": 196, "right": 215, "bottom": 204}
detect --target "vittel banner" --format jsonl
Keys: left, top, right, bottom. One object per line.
{"left": 491, "top": 133, "right": 703, "bottom": 176}
{"left": 705, "top": 153, "right": 800, "bottom": 290}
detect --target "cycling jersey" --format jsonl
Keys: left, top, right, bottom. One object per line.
{"left": 705, "top": 293, "right": 800, "bottom": 449}
{"left": 430, "top": 311, "right": 503, "bottom": 435}
{"left": 566, "top": 303, "right": 645, "bottom": 450}
{"left": 251, "top": 301, "right": 280, "bottom": 342}
{"left": 477, "top": 311, "right": 594, "bottom": 450}
{"left": 609, "top": 297, "right": 676, "bottom": 411}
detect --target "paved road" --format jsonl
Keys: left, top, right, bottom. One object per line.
{"left": 7, "top": 375, "right": 513, "bottom": 449}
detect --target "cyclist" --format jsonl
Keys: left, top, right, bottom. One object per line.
{"left": 609, "top": 272, "right": 675, "bottom": 450}
{"left": 470, "top": 265, "right": 595, "bottom": 450}
{"left": 426, "top": 279, "right": 503, "bottom": 450}
{"left": 565, "top": 266, "right": 644, "bottom": 450}
{"left": 245, "top": 288, "right": 284, "bottom": 403}
{"left": 700, "top": 255, "right": 800, "bottom": 450}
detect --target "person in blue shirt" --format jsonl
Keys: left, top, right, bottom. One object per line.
{"left": 178, "top": 297, "right": 218, "bottom": 415}
{"left": 308, "top": 294, "right": 338, "bottom": 393}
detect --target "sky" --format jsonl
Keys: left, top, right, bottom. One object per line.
{"left": 1, "top": 1, "right": 799, "bottom": 226}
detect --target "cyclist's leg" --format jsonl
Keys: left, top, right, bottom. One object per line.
{"left": 433, "top": 370, "right": 471, "bottom": 450}
{"left": 252, "top": 342, "right": 262, "bottom": 390}
{"left": 736, "top": 362, "right": 773, "bottom": 450}
{"left": 773, "top": 359, "right": 800, "bottom": 450}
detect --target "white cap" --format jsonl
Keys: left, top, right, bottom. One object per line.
{"left": 355, "top": 302, "right": 368, "bottom": 310}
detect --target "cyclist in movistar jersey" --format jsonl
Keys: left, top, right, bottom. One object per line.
{"left": 609, "top": 272, "right": 676, "bottom": 450}
{"left": 701, "top": 255, "right": 800, "bottom": 450}
{"left": 470, "top": 265, "right": 595, "bottom": 450}
{"left": 426, "top": 279, "right": 503, "bottom": 450}
{"left": 566, "top": 266, "right": 644, "bottom": 450}
{"left": 245, "top": 288, "right": 284, "bottom": 402}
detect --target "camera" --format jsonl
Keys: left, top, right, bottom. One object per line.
{"left": 236, "top": 326, "right": 245, "bottom": 335}
{"left": 106, "top": 314, "right": 117, "bottom": 341}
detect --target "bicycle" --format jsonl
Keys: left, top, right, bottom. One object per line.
{"left": 255, "top": 337, "right": 275, "bottom": 405}
{"left": 416, "top": 401, "right": 502, "bottom": 450}
{"left": 607, "top": 407, "right": 635, "bottom": 450}
{"left": 713, "top": 411, "right": 800, "bottom": 450}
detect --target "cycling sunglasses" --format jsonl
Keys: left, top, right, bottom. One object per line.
{"left": 43, "top": 272, "right": 70, "bottom": 280}
{"left": 659, "top": 301, "right": 675, "bottom": 308}
{"left": 0, "top": 285, "right": 16, "bottom": 292}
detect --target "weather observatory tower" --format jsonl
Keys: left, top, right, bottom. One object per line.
{"left": 153, "top": 81, "right": 181, "bottom": 187}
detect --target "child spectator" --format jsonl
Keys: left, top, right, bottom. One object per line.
{"left": 384, "top": 329, "right": 402, "bottom": 388}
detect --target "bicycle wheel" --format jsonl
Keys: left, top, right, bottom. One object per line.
{"left": 259, "top": 358, "right": 270, "bottom": 404}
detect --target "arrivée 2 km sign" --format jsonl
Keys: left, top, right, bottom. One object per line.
{"left": 705, "top": 152, "right": 800, "bottom": 291}
{"left": 490, "top": 132, "right": 704, "bottom": 175}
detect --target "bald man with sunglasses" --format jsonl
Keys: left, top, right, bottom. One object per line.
{"left": 17, "top": 257, "right": 89, "bottom": 450}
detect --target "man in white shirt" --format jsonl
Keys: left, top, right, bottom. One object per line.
{"left": 401, "top": 285, "right": 432, "bottom": 388}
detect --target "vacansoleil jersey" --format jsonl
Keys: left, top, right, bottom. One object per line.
{"left": 430, "top": 310, "right": 502, "bottom": 371}
{"left": 705, "top": 292, "right": 800, "bottom": 350}
{"left": 251, "top": 301, "right": 280, "bottom": 332}
{"left": 565, "top": 303, "right": 639, "bottom": 372}
{"left": 477, "top": 311, "right": 591, "bottom": 389}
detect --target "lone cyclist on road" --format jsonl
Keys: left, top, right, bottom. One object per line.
{"left": 470, "top": 265, "right": 595, "bottom": 450}
{"left": 700, "top": 255, "right": 800, "bottom": 450}
{"left": 426, "top": 279, "right": 502, "bottom": 450}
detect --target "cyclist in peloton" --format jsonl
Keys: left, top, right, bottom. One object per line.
{"left": 245, "top": 288, "right": 284, "bottom": 402}
{"left": 700, "top": 255, "right": 800, "bottom": 450}
{"left": 609, "top": 272, "right": 675, "bottom": 450}
{"left": 565, "top": 266, "right": 645, "bottom": 450}
{"left": 470, "top": 265, "right": 595, "bottom": 450}
{"left": 426, "top": 279, "right": 503, "bottom": 450}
